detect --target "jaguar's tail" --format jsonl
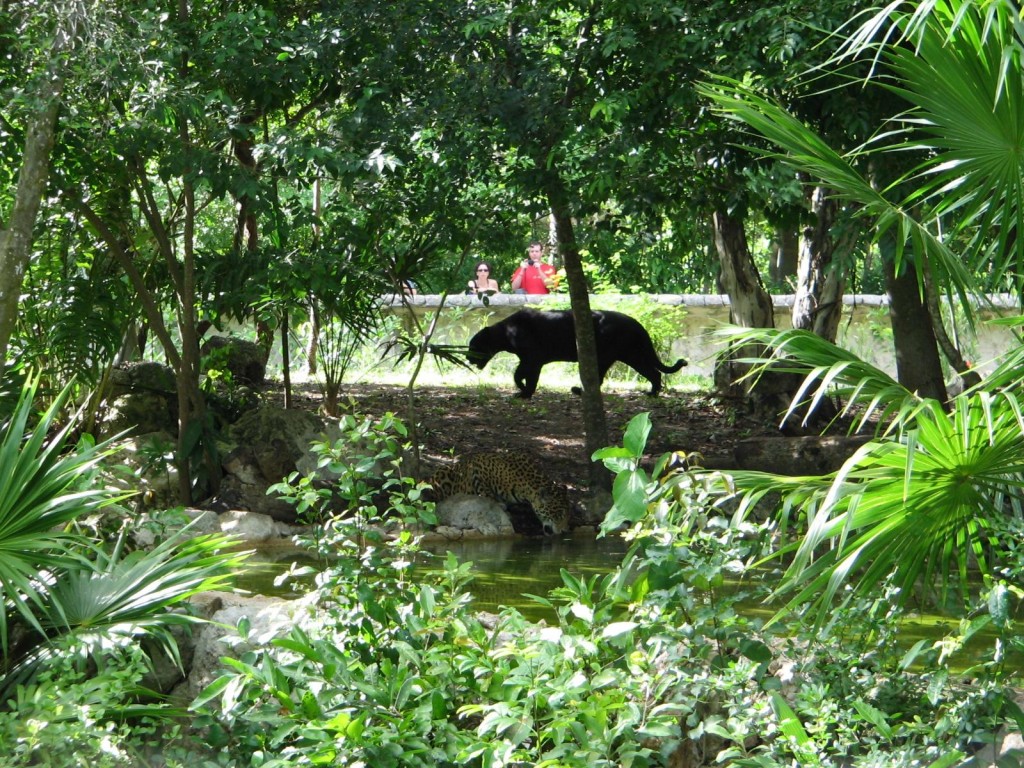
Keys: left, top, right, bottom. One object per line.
{"left": 658, "top": 358, "right": 688, "bottom": 374}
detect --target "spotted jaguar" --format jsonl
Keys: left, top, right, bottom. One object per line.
{"left": 429, "top": 451, "right": 571, "bottom": 536}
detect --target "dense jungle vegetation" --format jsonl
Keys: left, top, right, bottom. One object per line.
{"left": 3, "top": 0, "right": 1024, "bottom": 764}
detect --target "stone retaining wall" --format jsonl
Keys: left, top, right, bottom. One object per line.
{"left": 380, "top": 293, "right": 1021, "bottom": 379}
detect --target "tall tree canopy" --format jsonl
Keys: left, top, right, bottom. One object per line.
{"left": 1, "top": 0, "right": 960, "bottom": 497}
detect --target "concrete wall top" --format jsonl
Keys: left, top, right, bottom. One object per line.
{"left": 380, "top": 292, "right": 1021, "bottom": 311}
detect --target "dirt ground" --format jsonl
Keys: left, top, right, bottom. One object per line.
{"left": 281, "top": 380, "right": 785, "bottom": 510}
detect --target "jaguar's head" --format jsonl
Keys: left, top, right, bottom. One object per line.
{"left": 533, "top": 487, "right": 571, "bottom": 536}
{"left": 466, "top": 328, "right": 497, "bottom": 369}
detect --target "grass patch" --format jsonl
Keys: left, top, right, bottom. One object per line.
{"left": 329, "top": 347, "right": 712, "bottom": 393}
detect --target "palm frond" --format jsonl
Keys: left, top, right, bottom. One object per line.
{"left": 380, "top": 333, "right": 475, "bottom": 370}
{"left": 0, "top": 376, "right": 129, "bottom": 654}
{"left": 698, "top": 74, "right": 979, "bottom": 324}
{"left": 723, "top": 391, "right": 1024, "bottom": 625}
{"left": 2, "top": 522, "right": 250, "bottom": 699}
{"left": 713, "top": 325, "right": 922, "bottom": 434}
{"left": 884, "top": 5, "right": 1024, "bottom": 294}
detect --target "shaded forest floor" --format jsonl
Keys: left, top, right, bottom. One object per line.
{"left": 276, "top": 380, "right": 785, "bottom": 512}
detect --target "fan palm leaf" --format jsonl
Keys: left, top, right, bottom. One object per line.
{"left": 0, "top": 376, "right": 128, "bottom": 654}
{"left": 883, "top": 4, "right": 1024, "bottom": 292}
{"left": 703, "top": 0, "right": 1024, "bottom": 307}
{"left": 700, "top": 0, "right": 1024, "bottom": 626}
{"left": 709, "top": 326, "right": 1024, "bottom": 621}
{"left": 724, "top": 391, "right": 1024, "bottom": 624}
{"left": 1, "top": 524, "right": 250, "bottom": 699}
{"left": 697, "top": 74, "right": 978, "bottom": 322}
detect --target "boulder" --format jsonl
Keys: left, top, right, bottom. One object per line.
{"left": 227, "top": 406, "right": 326, "bottom": 485}
{"left": 201, "top": 335, "right": 266, "bottom": 386}
{"left": 218, "top": 509, "right": 295, "bottom": 543}
{"left": 218, "top": 406, "right": 334, "bottom": 522}
{"left": 171, "top": 591, "right": 311, "bottom": 704}
{"left": 434, "top": 493, "right": 515, "bottom": 538}
{"left": 110, "top": 360, "right": 177, "bottom": 397}
{"left": 965, "top": 727, "right": 1024, "bottom": 766}
{"left": 101, "top": 362, "right": 179, "bottom": 439}
{"left": 582, "top": 487, "right": 613, "bottom": 527}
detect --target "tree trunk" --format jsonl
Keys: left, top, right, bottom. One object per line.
{"left": 712, "top": 208, "right": 775, "bottom": 393}
{"left": 546, "top": 174, "right": 611, "bottom": 492}
{"left": 713, "top": 208, "right": 819, "bottom": 430}
{"left": 0, "top": 6, "right": 82, "bottom": 370}
{"left": 176, "top": 153, "right": 217, "bottom": 502}
{"left": 792, "top": 187, "right": 846, "bottom": 342}
{"left": 307, "top": 298, "right": 320, "bottom": 375}
{"left": 281, "top": 310, "right": 292, "bottom": 409}
{"left": 232, "top": 123, "right": 277, "bottom": 369}
{"left": 921, "top": 261, "right": 981, "bottom": 392}
{"left": 882, "top": 247, "right": 947, "bottom": 402}
{"left": 770, "top": 227, "right": 799, "bottom": 286}
{"left": 308, "top": 181, "right": 323, "bottom": 375}
{"left": 170, "top": 0, "right": 220, "bottom": 503}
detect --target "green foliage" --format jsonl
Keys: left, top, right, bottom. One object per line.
{"left": 702, "top": 0, "right": 1024, "bottom": 331}
{"left": 0, "top": 376, "right": 127, "bottom": 658}
{"left": 580, "top": 224, "right": 721, "bottom": 295}
{"left": 311, "top": 313, "right": 367, "bottom": 417}
{"left": 191, "top": 494, "right": 684, "bottom": 766}
{"left": 269, "top": 411, "right": 434, "bottom": 538}
{"left": 178, "top": 408, "right": 1018, "bottom": 765}
{"left": 0, "top": 638, "right": 164, "bottom": 768}
{"left": 594, "top": 414, "right": 1017, "bottom": 765}
{"left": 711, "top": 325, "right": 1024, "bottom": 627}
{"left": 16, "top": 269, "right": 131, "bottom": 391}
{"left": 713, "top": 325, "right": 919, "bottom": 433}
{"left": 0, "top": 373, "right": 252, "bottom": 761}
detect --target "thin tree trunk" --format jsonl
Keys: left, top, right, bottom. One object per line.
{"left": 921, "top": 260, "right": 981, "bottom": 392}
{"left": 308, "top": 180, "right": 323, "bottom": 375}
{"left": 792, "top": 187, "right": 846, "bottom": 342}
{"left": 0, "top": 5, "right": 82, "bottom": 369}
{"left": 882, "top": 247, "right": 947, "bottom": 402}
{"left": 173, "top": 0, "right": 220, "bottom": 502}
{"left": 307, "top": 299, "right": 320, "bottom": 375}
{"left": 281, "top": 310, "right": 292, "bottom": 409}
{"left": 546, "top": 174, "right": 611, "bottom": 493}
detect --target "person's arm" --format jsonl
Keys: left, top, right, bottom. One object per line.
{"left": 511, "top": 266, "right": 525, "bottom": 291}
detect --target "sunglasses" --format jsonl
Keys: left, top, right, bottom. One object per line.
{"left": 477, "top": 267, "right": 489, "bottom": 272}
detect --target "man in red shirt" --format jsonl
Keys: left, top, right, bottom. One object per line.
{"left": 510, "top": 241, "right": 558, "bottom": 294}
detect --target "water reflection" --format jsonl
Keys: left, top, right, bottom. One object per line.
{"left": 420, "top": 535, "right": 630, "bottom": 621}
{"left": 242, "top": 535, "right": 1018, "bottom": 670}
{"left": 243, "top": 535, "right": 631, "bottom": 620}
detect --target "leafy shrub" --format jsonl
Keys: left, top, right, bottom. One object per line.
{"left": 269, "top": 411, "right": 434, "bottom": 532}
{"left": 0, "top": 376, "right": 251, "bottom": 765}
{"left": 0, "top": 639, "right": 164, "bottom": 768}
{"left": 181, "top": 412, "right": 1020, "bottom": 767}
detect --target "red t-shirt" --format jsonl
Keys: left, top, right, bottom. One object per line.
{"left": 512, "top": 262, "right": 557, "bottom": 294}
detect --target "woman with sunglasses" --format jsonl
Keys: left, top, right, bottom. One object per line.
{"left": 467, "top": 260, "right": 501, "bottom": 295}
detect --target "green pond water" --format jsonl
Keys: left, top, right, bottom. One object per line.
{"left": 243, "top": 535, "right": 1020, "bottom": 671}
{"left": 244, "top": 535, "right": 630, "bottom": 622}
